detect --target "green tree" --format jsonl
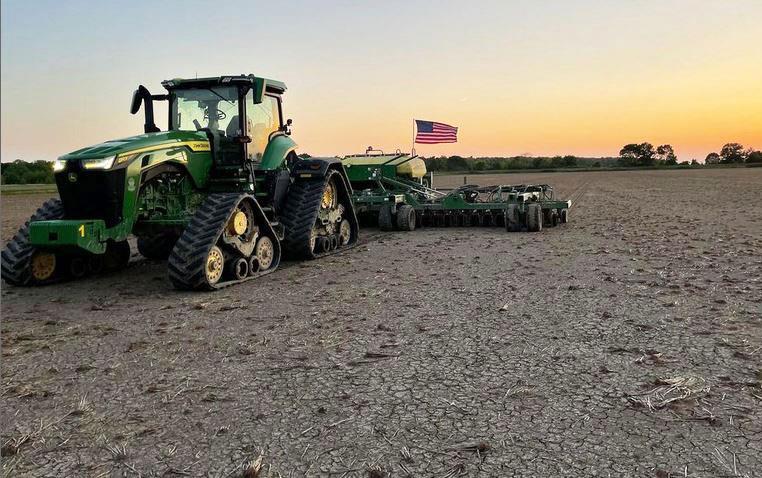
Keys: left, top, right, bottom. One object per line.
{"left": 619, "top": 143, "right": 655, "bottom": 167}
{"left": 562, "top": 155, "right": 578, "bottom": 167}
{"left": 747, "top": 150, "right": 762, "bottom": 163}
{"left": 720, "top": 143, "right": 746, "bottom": 163}
{"left": 656, "top": 144, "right": 677, "bottom": 165}
{"left": 445, "top": 155, "right": 469, "bottom": 171}
{"left": 705, "top": 152, "right": 720, "bottom": 164}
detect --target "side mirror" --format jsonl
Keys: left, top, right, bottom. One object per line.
{"left": 283, "top": 118, "right": 293, "bottom": 135}
{"left": 130, "top": 89, "right": 142, "bottom": 115}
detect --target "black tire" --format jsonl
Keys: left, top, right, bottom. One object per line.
{"left": 505, "top": 204, "right": 520, "bottom": 232}
{"left": 280, "top": 168, "right": 357, "bottom": 259}
{"left": 526, "top": 203, "right": 543, "bottom": 232}
{"left": 1, "top": 198, "right": 64, "bottom": 286}
{"left": 137, "top": 233, "right": 179, "bottom": 260}
{"left": 378, "top": 204, "right": 394, "bottom": 231}
{"left": 550, "top": 211, "right": 559, "bottom": 227}
{"left": 560, "top": 208, "right": 569, "bottom": 224}
{"left": 396, "top": 205, "right": 416, "bottom": 231}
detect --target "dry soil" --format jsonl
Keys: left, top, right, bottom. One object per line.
{"left": 1, "top": 169, "right": 761, "bottom": 477}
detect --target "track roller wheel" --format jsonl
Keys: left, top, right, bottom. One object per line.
{"left": 339, "top": 220, "right": 352, "bottom": 246}
{"left": 247, "top": 254, "right": 260, "bottom": 275}
{"left": 229, "top": 257, "right": 249, "bottom": 280}
{"left": 204, "top": 245, "right": 225, "bottom": 286}
{"left": 526, "top": 203, "right": 543, "bottom": 232}
{"left": 317, "top": 237, "right": 330, "bottom": 253}
{"left": 69, "top": 257, "right": 88, "bottom": 278}
{"left": 378, "top": 204, "right": 394, "bottom": 231}
{"left": 255, "top": 236, "right": 275, "bottom": 271}
{"left": 396, "top": 205, "right": 416, "bottom": 231}
{"left": 87, "top": 255, "right": 104, "bottom": 274}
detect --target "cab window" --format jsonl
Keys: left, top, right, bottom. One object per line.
{"left": 246, "top": 93, "right": 282, "bottom": 160}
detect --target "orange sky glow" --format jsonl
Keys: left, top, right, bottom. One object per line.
{"left": 1, "top": 1, "right": 760, "bottom": 162}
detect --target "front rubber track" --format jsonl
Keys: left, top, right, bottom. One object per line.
{"left": 280, "top": 169, "right": 359, "bottom": 260}
{"left": 1, "top": 198, "right": 64, "bottom": 286}
{"left": 167, "top": 193, "right": 280, "bottom": 291}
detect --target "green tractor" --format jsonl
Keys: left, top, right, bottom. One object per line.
{"left": 1, "top": 75, "right": 359, "bottom": 290}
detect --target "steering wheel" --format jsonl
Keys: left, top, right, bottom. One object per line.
{"left": 203, "top": 108, "right": 227, "bottom": 121}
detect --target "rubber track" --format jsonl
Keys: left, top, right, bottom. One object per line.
{"left": 167, "top": 193, "right": 279, "bottom": 290}
{"left": 280, "top": 170, "right": 358, "bottom": 260}
{"left": 1, "top": 198, "right": 64, "bottom": 286}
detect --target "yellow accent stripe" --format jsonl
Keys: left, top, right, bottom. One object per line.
{"left": 116, "top": 140, "right": 211, "bottom": 159}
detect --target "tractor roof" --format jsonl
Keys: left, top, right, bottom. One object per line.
{"left": 161, "top": 74, "right": 287, "bottom": 94}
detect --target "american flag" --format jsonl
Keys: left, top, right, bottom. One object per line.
{"left": 415, "top": 120, "right": 458, "bottom": 144}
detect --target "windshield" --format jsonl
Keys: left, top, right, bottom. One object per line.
{"left": 170, "top": 86, "right": 241, "bottom": 136}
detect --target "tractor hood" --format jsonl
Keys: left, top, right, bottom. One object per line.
{"left": 59, "top": 130, "right": 209, "bottom": 161}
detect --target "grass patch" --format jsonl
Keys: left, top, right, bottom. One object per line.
{"left": 1, "top": 184, "right": 58, "bottom": 195}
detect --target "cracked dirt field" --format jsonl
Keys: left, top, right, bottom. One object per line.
{"left": 1, "top": 169, "right": 761, "bottom": 477}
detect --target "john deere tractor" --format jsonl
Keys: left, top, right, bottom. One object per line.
{"left": 1, "top": 75, "right": 358, "bottom": 290}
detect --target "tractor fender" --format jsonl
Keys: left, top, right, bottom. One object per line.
{"left": 259, "top": 134, "right": 297, "bottom": 171}
{"left": 290, "top": 158, "right": 353, "bottom": 192}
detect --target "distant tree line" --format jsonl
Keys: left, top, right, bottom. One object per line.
{"left": 2, "top": 142, "right": 761, "bottom": 184}
{"left": 423, "top": 155, "right": 618, "bottom": 172}
{"left": 704, "top": 143, "right": 762, "bottom": 164}
{"left": 1, "top": 160, "right": 55, "bottom": 184}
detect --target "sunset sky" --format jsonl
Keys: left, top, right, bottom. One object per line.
{"left": 2, "top": 0, "right": 761, "bottom": 162}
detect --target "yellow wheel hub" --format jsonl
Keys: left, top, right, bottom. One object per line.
{"left": 321, "top": 181, "right": 336, "bottom": 209}
{"left": 30, "top": 251, "right": 56, "bottom": 281}
{"left": 227, "top": 211, "right": 248, "bottom": 236}
{"left": 205, "top": 246, "right": 224, "bottom": 284}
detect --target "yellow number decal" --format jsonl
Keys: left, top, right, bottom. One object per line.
{"left": 78, "top": 225, "right": 85, "bottom": 237}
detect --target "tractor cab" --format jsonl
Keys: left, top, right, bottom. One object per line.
{"left": 131, "top": 75, "right": 291, "bottom": 177}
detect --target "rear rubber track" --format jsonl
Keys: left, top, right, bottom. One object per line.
{"left": 167, "top": 193, "right": 278, "bottom": 290}
{"left": 280, "top": 169, "right": 358, "bottom": 260}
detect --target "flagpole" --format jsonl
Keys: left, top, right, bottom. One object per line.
{"left": 411, "top": 119, "right": 416, "bottom": 156}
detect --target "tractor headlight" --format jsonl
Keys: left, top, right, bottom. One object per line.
{"left": 53, "top": 159, "right": 66, "bottom": 172}
{"left": 81, "top": 155, "right": 116, "bottom": 170}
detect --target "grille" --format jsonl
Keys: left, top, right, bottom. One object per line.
{"left": 55, "top": 164, "right": 126, "bottom": 227}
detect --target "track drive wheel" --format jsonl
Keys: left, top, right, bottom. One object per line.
{"left": 378, "top": 204, "right": 394, "bottom": 231}
{"left": 396, "top": 205, "right": 416, "bottom": 231}
{"left": 526, "top": 203, "right": 543, "bottom": 232}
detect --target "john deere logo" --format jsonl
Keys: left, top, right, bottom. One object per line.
{"left": 68, "top": 173, "right": 77, "bottom": 183}
{"left": 127, "top": 177, "right": 136, "bottom": 191}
